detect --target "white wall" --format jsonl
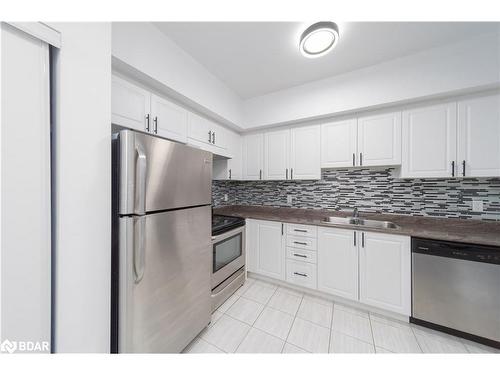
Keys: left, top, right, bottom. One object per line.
{"left": 112, "top": 22, "right": 243, "bottom": 129}
{"left": 49, "top": 22, "right": 111, "bottom": 353}
{"left": 243, "top": 32, "right": 500, "bottom": 129}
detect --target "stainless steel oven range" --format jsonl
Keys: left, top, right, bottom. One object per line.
{"left": 211, "top": 214, "right": 246, "bottom": 311}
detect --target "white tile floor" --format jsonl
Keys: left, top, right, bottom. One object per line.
{"left": 183, "top": 277, "right": 500, "bottom": 354}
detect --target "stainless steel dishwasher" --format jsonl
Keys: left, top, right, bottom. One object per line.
{"left": 411, "top": 238, "right": 500, "bottom": 349}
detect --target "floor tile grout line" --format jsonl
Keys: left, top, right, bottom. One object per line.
{"left": 367, "top": 310, "right": 377, "bottom": 351}
{"left": 296, "top": 298, "right": 334, "bottom": 329}
{"left": 232, "top": 282, "right": 278, "bottom": 353}
{"left": 328, "top": 303, "right": 335, "bottom": 352}
{"left": 282, "top": 293, "right": 305, "bottom": 352}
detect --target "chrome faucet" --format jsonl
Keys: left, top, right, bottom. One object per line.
{"left": 353, "top": 207, "right": 359, "bottom": 218}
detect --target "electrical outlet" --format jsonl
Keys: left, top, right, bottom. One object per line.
{"left": 287, "top": 195, "right": 293, "bottom": 204}
{"left": 472, "top": 200, "right": 484, "bottom": 212}
{"left": 224, "top": 194, "right": 228, "bottom": 202}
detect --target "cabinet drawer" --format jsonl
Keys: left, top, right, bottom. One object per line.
{"left": 286, "top": 247, "right": 317, "bottom": 264}
{"left": 286, "top": 223, "right": 317, "bottom": 238}
{"left": 286, "top": 259, "right": 317, "bottom": 290}
{"left": 286, "top": 235, "right": 317, "bottom": 251}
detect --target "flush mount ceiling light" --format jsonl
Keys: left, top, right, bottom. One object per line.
{"left": 299, "top": 21, "right": 339, "bottom": 58}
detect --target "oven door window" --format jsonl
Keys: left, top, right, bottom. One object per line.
{"left": 213, "top": 233, "right": 242, "bottom": 273}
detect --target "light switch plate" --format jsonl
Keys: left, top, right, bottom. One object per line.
{"left": 287, "top": 195, "right": 293, "bottom": 204}
{"left": 472, "top": 200, "right": 484, "bottom": 212}
{"left": 224, "top": 194, "right": 228, "bottom": 202}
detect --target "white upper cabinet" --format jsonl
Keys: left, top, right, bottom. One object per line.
{"left": 188, "top": 112, "right": 212, "bottom": 145}
{"left": 112, "top": 75, "right": 151, "bottom": 132}
{"left": 359, "top": 232, "right": 411, "bottom": 316}
{"left": 458, "top": 93, "right": 500, "bottom": 177}
{"left": 317, "top": 227, "right": 358, "bottom": 301}
{"left": 321, "top": 119, "right": 357, "bottom": 168}
{"left": 243, "top": 133, "right": 264, "bottom": 180}
{"left": 188, "top": 112, "right": 228, "bottom": 150}
{"left": 112, "top": 75, "right": 188, "bottom": 143}
{"left": 358, "top": 111, "right": 401, "bottom": 167}
{"left": 150, "top": 94, "right": 188, "bottom": 143}
{"left": 264, "top": 129, "right": 290, "bottom": 180}
{"left": 226, "top": 130, "right": 243, "bottom": 180}
{"left": 402, "top": 102, "right": 457, "bottom": 178}
{"left": 212, "top": 129, "right": 243, "bottom": 180}
{"left": 290, "top": 125, "right": 321, "bottom": 180}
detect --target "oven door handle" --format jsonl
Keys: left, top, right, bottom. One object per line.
{"left": 211, "top": 226, "right": 245, "bottom": 243}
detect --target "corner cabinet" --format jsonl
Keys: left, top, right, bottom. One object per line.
{"left": 246, "top": 219, "right": 285, "bottom": 280}
{"left": 358, "top": 232, "right": 411, "bottom": 316}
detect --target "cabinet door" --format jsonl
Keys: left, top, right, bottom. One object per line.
{"left": 317, "top": 227, "right": 358, "bottom": 301}
{"left": 246, "top": 219, "right": 258, "bottom": 272}
{"left": 402, "top": 102, "right": 457, "bottom": 178}
{"left": 188, "top": 112, "right": 212, "bottom": 145}
{"left": 227, "top": 131, "right": 243, "bottom": 180}
{"left": 150, "top": 94, "right": 188, "bottom": 143}
{"left": 211, "top": 122, "right": 228, "bottom": 150}
{"left": 242, "top": 133, "right": 264, "bottom": 180}
{"left": 458, "top": 94, "right": 500, "bottom": 177}
{"left": 264, "top": 129, "right": 290, "bottom": 180}
{"left": 255, "top": 220, "right": 285, "bottom": 280}
{"left": 321, "top": 119, "right": 357, "bottom": 168}
{"left": 290, "top": 125, "right": 321, "bottom": 179}
{"left": 359, "top": 232, "right": 410, "bottom": 315}
{"left": 112, "top": 75, "right": 151, "bottom": 132}
{"left": 358, "top": 111, "right": 402, "bottom": 166}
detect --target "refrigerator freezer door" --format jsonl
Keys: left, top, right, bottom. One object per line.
{"left": 118, "top": 205, "right": 211, "bottom": 353}
{"left": 119, "top": 129, "right": 212, "bottom": 215}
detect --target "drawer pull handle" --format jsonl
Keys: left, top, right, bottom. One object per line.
{"left": 293, "top": 241, "right": 308, "bottom": 245}
{"left": 293, "top": 253, "right": 307, "bottom": 258}
{"left": 294, "top": 229, "right": 307, "bottom": 233}
{"left": 293, "top": 272, "right": 308, "bottom": 277}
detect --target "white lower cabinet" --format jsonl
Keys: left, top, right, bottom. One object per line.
{"left": 248, "top": 219, "right": 411, "bottom": 317}
{"left": 359, "top": 232, "right": 411, "bottom": 315}
{"left": 317, "top": 227, "right": 358, "bottom": 301}
{"left": 286, "top": 259, "right": 317, "bottom": 289}
{"left": 246, "top": 219, "right": 285, "bottom": 280}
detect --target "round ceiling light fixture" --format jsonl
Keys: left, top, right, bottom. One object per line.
{"left": 299, "top": 21, "right": 339, "bottom": 58}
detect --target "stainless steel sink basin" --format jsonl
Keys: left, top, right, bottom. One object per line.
{"left": 322, "top": 216, "right": 401, "bottom": 230}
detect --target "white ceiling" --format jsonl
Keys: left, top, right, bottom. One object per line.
{"left": 154, "top": 22, "right": 499, "bottom": 99}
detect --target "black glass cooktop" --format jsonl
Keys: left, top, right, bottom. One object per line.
{"left": 212, "top": 214, "right": 245, "bottom": 236}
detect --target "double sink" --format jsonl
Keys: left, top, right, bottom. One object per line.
{"left": 322, "top": 216, "right": 401, "bottom": 230}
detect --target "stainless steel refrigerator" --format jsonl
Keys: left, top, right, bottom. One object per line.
{"left": 111, "top": 129, "right": 212, "bottom": 353}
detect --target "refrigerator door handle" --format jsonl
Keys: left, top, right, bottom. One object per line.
{"left": 133, "top": 216, "right": 146, "bottom": 284}
{"left": 135, "top": 142, "right": 147, "bottom": 215}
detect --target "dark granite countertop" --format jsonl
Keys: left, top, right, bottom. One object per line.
{"left": 213, "top": 205, "right": 500, "bottom": 247}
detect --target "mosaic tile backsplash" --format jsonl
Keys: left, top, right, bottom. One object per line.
{"left": 212, "top": 168, "right": 500, "bottom": 221}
